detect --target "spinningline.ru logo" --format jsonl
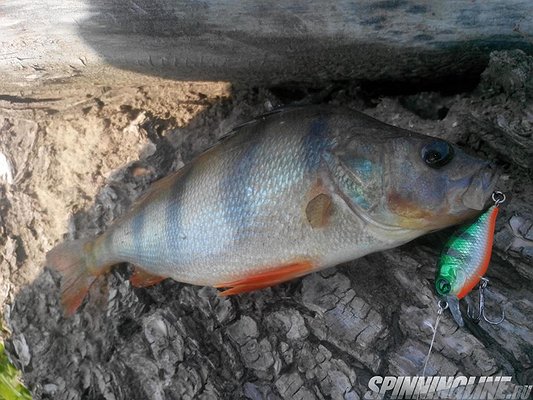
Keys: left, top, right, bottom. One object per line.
{"left": 364, "top": 376, "right": 532, "bottom": 400}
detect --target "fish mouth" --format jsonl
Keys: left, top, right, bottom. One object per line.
{"left": 461, "top": 164, "right": 500, "bottom": 210}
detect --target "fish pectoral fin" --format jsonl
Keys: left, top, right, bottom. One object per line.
{"left": 129, "top": 266, "right": 166, "bottom": 288}
{"left": 306, "top": 193, "right": 333, "bottom": 228}
{"left": 214, "top": 260, "right": 314, "bottom": 296}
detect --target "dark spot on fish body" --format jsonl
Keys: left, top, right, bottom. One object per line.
{"left": 131, "top": 208, "right": 145, "bottom": 256}
{"left": 414, "top": 34, "right": 434, "bottom": 42}
{"left": 220, "top": 131, "right": 267, "bottom": 231}
{"left": 406, "top": 5, "right": 427, "bottom": 14}
{"left": 361, "top": 15, "right": 387, "bottom": 27}
{"left": 457, "top": 8, "right": 480, "bottom": 28}
{"left": 373, "top": 0, "right": 407, "bottom": 10}
{"left": 165, "top": 167, "right": 193, "bottom": 258}
{"left": 303, "top": 117, "right": 331, "bottom": 172}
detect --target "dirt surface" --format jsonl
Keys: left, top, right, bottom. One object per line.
{"left": 1, "top": 51, "right": 532, "bottom": 399}
{"left": 0, "top": 81, "right": 230, "bottom": 294}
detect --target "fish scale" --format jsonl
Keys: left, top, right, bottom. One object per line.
{"left": 103, "top": 117, "right": 333, "bottom": 283}
{"left": 46, "top": 106, "right": 499, "bottom": 316}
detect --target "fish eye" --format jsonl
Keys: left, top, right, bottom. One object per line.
{"left": 421, "top": 140, "right": 454, "bottom": 168}
{"left": 436, "top": 278, "right": 452, "bottom": 296}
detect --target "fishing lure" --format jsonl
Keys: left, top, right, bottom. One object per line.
{"left": 435, "top": 191, "right": 506, "bottom": 326}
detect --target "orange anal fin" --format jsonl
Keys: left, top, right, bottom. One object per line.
{"left": 130, "top": 267, "right": 166, "bottom": 288}
{"left": 215, "top": 260, "right": 314, "bottom": 296}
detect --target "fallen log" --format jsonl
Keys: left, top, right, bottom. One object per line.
{"left": 2, "top": 50, "right": 532, "bottom": 399}
{"left": 1, "top": 0, "right": 532, "bottom": 92}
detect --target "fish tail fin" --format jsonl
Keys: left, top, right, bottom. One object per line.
{"left": 46, "top": 238, "right": 101, "bottom": 316}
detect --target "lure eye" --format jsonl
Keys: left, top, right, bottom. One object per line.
{"left": 421, "top": 140, "right": 454, "bottom": 168}
{"left": 436, "top": 278, "right": 452, "bottom": 296}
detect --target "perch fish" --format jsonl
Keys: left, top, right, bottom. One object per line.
{"left": 47, "top": 106, "right": 499, "bottom": 315}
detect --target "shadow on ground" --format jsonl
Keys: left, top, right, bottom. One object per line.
{"left": 77, "top": 0, "right": 533, "bottom": 84}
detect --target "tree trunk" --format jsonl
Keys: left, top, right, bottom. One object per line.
{"left": 2, "top": 0, "right": 533, "bottom": 92}
{"left": 2, "top": 50, "right": 532, "bottom": 399}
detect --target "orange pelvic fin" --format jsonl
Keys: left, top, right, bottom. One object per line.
{"left": 214, "top": 260, "right": 314, "bottom": 296}
{"left": 129, "top": 267, "right": 166, "bottom": 288}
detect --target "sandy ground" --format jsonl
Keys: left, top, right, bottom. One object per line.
{"left": 0, "top": 51, "right": 532, "bottom": 399}
{"left": 0, "top": 81, "right": 230, "bottom": 303}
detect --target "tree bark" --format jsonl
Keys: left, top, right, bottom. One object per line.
{"left": 1, "top": 0, "right": 533, "bottom": 92}
{"left": 2, "top": 50, "right": 532, "bottom": 399}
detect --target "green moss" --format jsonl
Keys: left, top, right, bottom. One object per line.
{"left": 0, "top": 325, "right": 32, "bottom": 400}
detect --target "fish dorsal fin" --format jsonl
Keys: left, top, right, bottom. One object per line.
{"left": 216, "top": 108, "right": 287, "bottom": 143}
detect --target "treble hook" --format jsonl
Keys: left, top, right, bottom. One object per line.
{"left": 466, "top": 277, "right": 505, "bottom": 325}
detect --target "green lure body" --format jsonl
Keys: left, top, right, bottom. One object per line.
{"left": 435, "top": 205, "right": 500, "bottom": 325}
